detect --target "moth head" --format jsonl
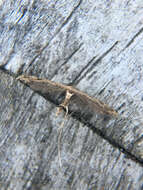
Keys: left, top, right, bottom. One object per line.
{"left": 16, "top": 75, "right": 38, "bottom": 83}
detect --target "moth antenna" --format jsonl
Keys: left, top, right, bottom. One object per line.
{"left": 58, "top": 113, "right": 69, "bottom": 173}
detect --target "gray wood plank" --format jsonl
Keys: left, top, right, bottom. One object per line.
{"left": 0, "top": 0, "right": 143, "bottom": 189}
{"left": 0, "top": 70, "right": 143, "bottom": 190}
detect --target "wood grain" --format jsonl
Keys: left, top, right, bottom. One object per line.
{"left": 1, "top": 0, "right": 143, "bottom": 189}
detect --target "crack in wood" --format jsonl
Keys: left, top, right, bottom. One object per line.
{"left": 71, "top": 55, "right": 97, "bottom": 85}
{"left": 72, "top": 41, "right": 118, "bottom": 84}
{"left": 16, "top": 75, "right": 143, "bottom": 166}
{"left": 51, "top": 42, "right": 84, "bottom": 79}
{"left": 25, "top": 0, "right": 82, "bottom": 72}
{"left": 121, "top": 26, "right": 143, "bottom": 52}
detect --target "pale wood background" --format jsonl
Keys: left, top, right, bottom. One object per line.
{"left": 0, "top": 1, "right": 143, "bottom": 189}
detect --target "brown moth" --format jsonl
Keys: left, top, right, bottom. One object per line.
{"left": 17, "top": 75, "right": 118, "bottom": 117}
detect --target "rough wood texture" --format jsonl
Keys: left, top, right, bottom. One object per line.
{"left": 0, "top": 0, "right": 143, "bottom": 190}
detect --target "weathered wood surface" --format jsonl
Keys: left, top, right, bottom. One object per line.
{"left": 0, "top": 0, "right": 143, "bottom": 190}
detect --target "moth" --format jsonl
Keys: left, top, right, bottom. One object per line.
{"left": 17, "top": 75, "right": 118, "bottom": 118}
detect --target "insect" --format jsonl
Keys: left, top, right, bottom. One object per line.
{"left": 17, "top": 75, "right": 118, "bottom": 170}
{"left": 17, "top": 75, "right": 118, "bottom": 117}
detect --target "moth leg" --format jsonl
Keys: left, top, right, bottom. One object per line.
{"left": 56, "top": 90, "right": 73, "bottom": 116}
